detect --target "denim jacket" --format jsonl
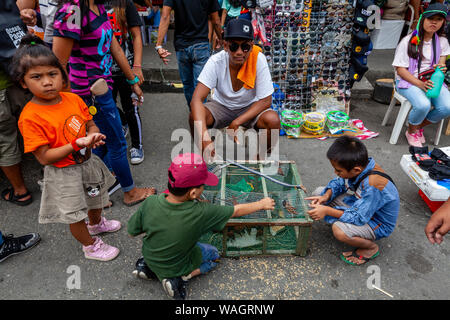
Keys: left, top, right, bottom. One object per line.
{"left": 320, "top": 158, "right": 400, "bottom": 240}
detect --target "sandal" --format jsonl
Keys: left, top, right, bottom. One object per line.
{"left": 123, "top": 188, "right": 157, "bottom": 207}
{"left": 1, "top": 187, "right": 33, "bottom": 206}
{"left": 340, "top": 250, "right": 379, "bottom": 266}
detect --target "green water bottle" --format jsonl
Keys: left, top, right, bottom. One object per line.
{"left": 426, "top": 66, "right": 445, "bottom": 99}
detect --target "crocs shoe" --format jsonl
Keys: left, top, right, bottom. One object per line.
{"left": 87, "top": 217, "right": 121, "bottom": 235}
{"left": 417, "top": 129, "right": 425, "bottom": 144}
{"left": 405, "top": 130, "right": 423, "bottom": 147}
{"left": 83, "top": 237, "right": 119, "bottom": 261}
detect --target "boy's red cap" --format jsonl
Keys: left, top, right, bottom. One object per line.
{"left": 168, "top": 153, "right": 218, "bottom": 188}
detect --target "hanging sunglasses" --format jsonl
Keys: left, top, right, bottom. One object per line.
{"left": 228, "top": 41, "right": 252, "bottom": 53}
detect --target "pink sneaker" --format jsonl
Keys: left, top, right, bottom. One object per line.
{"left": 87, "top": 217, "right": 121, "bottom": 235}
{"left": 83, "top": 237, "right": 119, "bottom": 261}
{"left": 417, "top": 129, "right": 425, "bottom": 144}
{"left": 405, "top": 130, "right": 423, "bottom": 147}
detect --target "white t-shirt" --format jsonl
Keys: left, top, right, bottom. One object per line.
{"left": 197, "top": 50, "right": 274, "bottom": 110}
{"left": 392, "top": 34, "right": 450, "bottom": 82}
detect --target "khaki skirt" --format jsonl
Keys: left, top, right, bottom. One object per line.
{"left": 39, "top": 154, "right": 116, "bottom": 224}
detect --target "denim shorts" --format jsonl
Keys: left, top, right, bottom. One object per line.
{"left": 197, "top": 242, "right": 220, "bottom": 274}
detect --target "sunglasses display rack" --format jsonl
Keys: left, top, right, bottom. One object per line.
{"left": 262, "top": 0, "right": 355, "bottom": 118}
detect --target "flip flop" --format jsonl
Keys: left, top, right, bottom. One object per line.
{"left": 340, "top": 250, "right": 379, "bottom": 266}
{"left": 1, "top": 187, "right": 33, "bottom": 206}
{"left": 122, "top": 188, "right": 157, "bottom": 207}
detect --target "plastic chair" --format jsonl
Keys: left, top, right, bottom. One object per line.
{"left": 405, "top": 4, "right": 415, "bottom": 35}
{"left": 381, "top": 88, "right": 445, "bottom": 145}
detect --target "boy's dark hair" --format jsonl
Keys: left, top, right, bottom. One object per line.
{"left": 10, "top": 34, "right": 68, "bottom": 86}
{"left": 167, "top": 171, "right": 203, "bottom": 197}
{"left": 326, "top": 136, "right": 369, "bottom": 171}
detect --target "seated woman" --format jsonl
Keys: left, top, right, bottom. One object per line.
{"left": 190, "top": 18, "right": 280, "bottom": 159}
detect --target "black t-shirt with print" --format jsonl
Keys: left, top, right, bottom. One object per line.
{"left": 163, "top": 0, "right": 220, "bottom": 51}
{"left": 105, "top": 0, "right": 142, "bottom": 75}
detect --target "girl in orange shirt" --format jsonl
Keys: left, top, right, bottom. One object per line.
{"left": 14, "top": 34, "right": 122, "bottom": 262}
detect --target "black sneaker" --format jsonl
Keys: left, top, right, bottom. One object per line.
{"left": 0, "top": 233, "right": 41, "bottom": 263}
{"left": 162, "top": 277, "right": 188, "bottom": 300}
{"left": 132, "top": 257, "right": 157, "bottom": 280}
{"left": 108, "top": 178, "right": 121, "bottom": 196}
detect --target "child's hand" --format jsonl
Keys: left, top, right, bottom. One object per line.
{"left": 419, "top": 80, "right": 434, "bottom": 92}
{"left": 305, "top": 195, "right": 328, "bottom": 205}
{"left": 259, "top": 197, "right": 275, "bottom": 211}
{"left": 433, "top": 64, "right": 448, "bottom": 74}
{"left": 307, "top": 203, "right": 328, "bottom": 221}
{"left": 131, "top": 84, "right": 144, "bottom": 106}
{"left": 76, "top": 133, "right": 106, "bottom": 149}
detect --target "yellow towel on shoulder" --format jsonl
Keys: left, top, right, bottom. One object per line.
{"left": 237, "top": 45, "right": 262, "bottom": 90}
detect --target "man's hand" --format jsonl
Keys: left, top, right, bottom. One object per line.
{"left": 259, "top": 197, "right": 275, "bottom": 211}
{"left": 202, "top": 140, "right": 216, "bottom": 163}
{"left": 227, "top": 120, "right": 243, "bottom": 144}
{"left": 157, "top": 47, "right": 172, "bottom": 65}
{"left": 305, "top": 194, "right": 329, "bottom": 206}
{"left": 425, "top": 204, "right": 450, "bottom": 244}
{"left": 76, "top": 133, "right": 106, "bottom": 149}
{"left": 307, "top": 203, "right": 329, "bottom": 221}
{"left": 20, "top": 9, "right": 37, "bottom": 26}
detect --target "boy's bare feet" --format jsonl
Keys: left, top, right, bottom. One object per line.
{"left": 341, "top": 245, "right": 379, "bottom": 265}
{"left": 123, "top": 187, "right": 156, "bottom": 207}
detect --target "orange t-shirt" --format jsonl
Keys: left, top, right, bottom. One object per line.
{"left": 18, "top": 92, "right": 93, "bottom": 168}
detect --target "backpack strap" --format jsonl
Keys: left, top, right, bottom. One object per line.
{"left": 351, "top": 170, "right": 396, "bottom": 192}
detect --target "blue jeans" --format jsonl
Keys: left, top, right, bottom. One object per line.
{"left": 146, "top": 8, "right": 161, "bottom": 27}
{"left": 85, "top": 90, "right": 135, "bottom": 192}
{"left": 175, "top": 42, "right": 210, "bottom": 108}
{"left": 397, "top": 83, "right": 450, "bottom": 125}
{"left": 0, "top": 231, "right": 3, "bottom": 246}
{"left": 197, "top": 242, "right": 220, "bottom": 274}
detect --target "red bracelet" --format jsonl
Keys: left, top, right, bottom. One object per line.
{"left": 71, "top": 139, "right": 81, "bottom": 152}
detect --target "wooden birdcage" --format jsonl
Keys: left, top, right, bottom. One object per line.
{"left": 199, "top": 160, "right": 313, "bottom": 257}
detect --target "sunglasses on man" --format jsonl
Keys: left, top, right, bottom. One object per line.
{"left": 228, "top": 41, "right": 252, "bottom": 53}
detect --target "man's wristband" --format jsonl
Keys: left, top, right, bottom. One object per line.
{"left": 71, "top": 139, "right": 81, "bottom": 152}
{"left": 155, "top": 45, "right": 163, "bottom": 52}
{"left": 126, "top": 75, "right": 140, "bottom": 85}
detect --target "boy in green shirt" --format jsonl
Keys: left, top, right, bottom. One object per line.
{"left": 128, "top": 153, "right": 274, "bottom": 300}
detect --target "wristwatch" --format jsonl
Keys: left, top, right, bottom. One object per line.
{"left": 155, "top": 45, "right": 163, "bottom": 52}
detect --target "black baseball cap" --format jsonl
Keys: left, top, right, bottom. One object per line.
{"left": 224, "top": 18, "right": 254, "bottom": 40}
{"left": 422, "top": 3, "right": 448, "bottom": 19}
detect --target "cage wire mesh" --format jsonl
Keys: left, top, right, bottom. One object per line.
{"left": 201, "top": 161, "right": 308, "bottom": 254}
